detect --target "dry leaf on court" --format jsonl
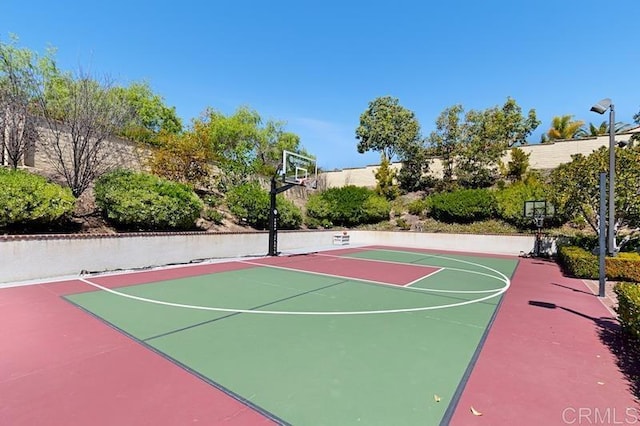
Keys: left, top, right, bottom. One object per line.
{"left": 470, "top": 406, "right": 483, "bottom": 416}
{"left": 434, "top": 394, "right": 441, "bottom": 402}
{"left": 597, "top": 381, "right": 604, "bottom": 385}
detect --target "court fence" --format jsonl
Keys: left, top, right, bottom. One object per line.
{"left": 0, "top": 230, "right": 542, "bottom": 285}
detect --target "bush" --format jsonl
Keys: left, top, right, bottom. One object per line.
{"left": 557, "top": 245, "right": 640, "bottom": 282}
{"left": 226, "top": 181, "right": 302, "bottom": 230}
{"left": 614, "top": 282, "right": 640, "bottom": 340}
{"left": 395, "top": 218, "right": 411, "bottom": 230}
{"left": 557, "top": 245, "right": 599, "bottom": 279}
{"left": 94, "top": 170, "right": 203, "bottom": 230}
{"left": 306, "top": 186, "right": 390, "bottom": 227}
{"left": 407, "top": 198, "right": 429, "bottom": 216}
{"left": 0, "top": 168, "right": 75, "bottom": 228}
{"left": 428, "top": 188, "right": 496, "bottom": 223}
{"left": 202, "top": 207, "right": 225, "bottom": 224}
{"left": 304, "top": 216, "right": 333, "bottom": 229}
{"left": 495, "top": 178, "right": 558, "bottom": 229}
{"left": 564, "top": 234, "right": 599, "bottom": 252}
{"left": 607, "top": 252, "right": 640, "bottom": 282}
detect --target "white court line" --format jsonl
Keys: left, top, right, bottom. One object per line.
{"left": 75, "top": 252, "right": 511, "bottom": 316}
{"left": 239, "top": 260, "right": 501, "bottom": 294}
{"left": 238, "top": 260, "right": 408, "bottom": 288}
{"left": 312, "top": 251, "right": 505, "bottom": 294}
{"left": 404, "top": 268, "right": 444, "bottom": 287}
{"left": 77, "top": 276, "right": 508, "bottom": 316}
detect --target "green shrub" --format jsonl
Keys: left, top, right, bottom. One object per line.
{"left": 202, "top": 208, "right": 225, "bottom": 224}
{"left": 374, "top": 156, "right": 400, "bottom": 200}
{"left": 94, "top": 170, "right": 203, "bottom": 230}
{"left": 557, "top": 245, "right": 599, "bottom": 279}
{"left": 614, "top": 282, "right": 640, "bottom": 340}
{"left": 304, "top": 216, "right": 333, "bottom": 229}
{"left": 276, "top": 197, "right": 303, "bottom": 230}
{"left": 564, "top": 234, "right": 599, "bottom": 252}
{"left": 0, "top": 168, "right": 75, "bottom": 227}
{"left": 428, "top": 188, "right": 496, "bottom": 223}
{"left": 407, "top": 198, "right": 429, "bottom": 216}
{"left": 557, "top": 245, "right": 640, "bottom": 282}
{"left": 395, "top": 217, "right": 411, "bottom": 230}
{"left": 306, "top": 186, "right": 391, "bottom": 227}
{"left": 202, "top": 194, "right": 221, "bottom": 208}
{"left": 495, "top": 179, "right": 557, "bottom": 229}
{"left": 607, "top": 252, "right": 640, "bottom": 282}
{"left": 226, "top": 181, "right": 302, "bottom": 230}
{"left": 363, "top": 194, "right": 392, "bottom": 223}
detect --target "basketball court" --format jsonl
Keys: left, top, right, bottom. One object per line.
{"left": 2, "top": 246, "right": 519, "bottom": 425}
{"left": 1, "top": 151, "right": 637, "bottom": 425}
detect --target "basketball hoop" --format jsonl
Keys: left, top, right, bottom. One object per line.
{"left": 523, "top": 200, "right": 555, "bottom": 258}
{"left": 533, "top": 213, "right": 545, "bottom": 229}
{"left": 297, "top": 178, "right": 317, "bottom": 190}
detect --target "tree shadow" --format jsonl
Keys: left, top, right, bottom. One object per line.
{"left": 599, "top": 321, "right": 640, "bottom": 401}
{"left": 529, "top": 300, "right": 640, "bottom": 400}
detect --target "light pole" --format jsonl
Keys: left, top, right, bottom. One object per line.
{"left": 590, "top": 98, "right": 616, "bottom": 256}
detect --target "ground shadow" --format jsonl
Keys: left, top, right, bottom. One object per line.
{"left": 529, "top": 300, "right": 640, "bottom": 401}
{"left": 599, "top": 322, "right": 640, "bottom": 401}
{"left": 550, "top": 282, "right": 595, "bottom": 296}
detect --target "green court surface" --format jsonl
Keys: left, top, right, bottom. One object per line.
{"left": 65, "top": 248, "right": 518, "bottom": 425}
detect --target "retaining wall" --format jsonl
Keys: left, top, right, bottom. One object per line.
{"left": 0, "top": 231, "right": 538, "bottom": 284}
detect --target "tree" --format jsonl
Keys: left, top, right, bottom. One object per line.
{"left": 148, "top": 131, "right": 212, "bottom": 188}
{"left": 428, "top": 105, "right": 464, "bottom": 185}
{"left": 546, "top": 115, "right": 585, "bottom": 141}
{"left": 373, "top": 154, "right": 400, "bottom": 200}
{"left": 502, "top": 147, "right": 531, "bottom": 182}
{"left": 192, "top": 106, "right": 304, "bottom": 190}
{"left": 111, "top": 82, "right": 182, "bottom": 146}
{"left": 254, "top": 122, "right": 302, "bottom": 177}
{"left": 355, "top": 96, "right": 421, "bottom": 162}
{"left": 479, "top": 97, "right": 540, "bottom": 148}
{"left": 586, "top": 121, "right": 608, "bottom": 136}
{"left": 633, "top": 110, "right": 640, "bottom": 146}
{"left": 35, "top": 71, "right": 134, "bottom": 197}
{"left": 426, "top": 99, "right": 539, "bottom": 190}
{"left": 548, "top": 146, "right": 640, "bottom": 236}
{"left": 0, "top": 37, "right": 44, "bottom": 168}
{"left": 456, "top": 98, "right": 539, "bottom": 189}
{"left": 397, "top": 144, "right": 431, "bottom": 192}
{"left": 582, "top": 120, "right": 634, "bottom": 137}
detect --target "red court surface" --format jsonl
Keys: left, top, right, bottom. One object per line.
{"left": 246, "top": 253, "right": 439, "bottom": 286}
{"left": 1, "top": 251, "right": 638, "bottom": 425}
{"left": 0, "top": 280, "right": 276, "bottom": 426}
{"left": 449, "top": 257, "right": 640, "bottom": 425}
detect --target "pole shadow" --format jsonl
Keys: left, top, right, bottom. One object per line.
{"left": 550, "top": 282, "right": 596, "bottom": 296}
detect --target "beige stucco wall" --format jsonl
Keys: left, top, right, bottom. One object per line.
{"left": 29, "top": 125, "right": 149, "bottom": 178}
{"left": 322, "top": 132, "right": 636, "bottom": 188}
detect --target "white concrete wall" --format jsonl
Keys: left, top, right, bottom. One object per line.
{"left": 0, "top": 230, "right": 536, "bottom": 284}
{"left": 352, "top": 231, "right": 535, "bottom": 256}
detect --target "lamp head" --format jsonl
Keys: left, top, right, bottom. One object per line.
{"left": 590, "top": 98, "right": 612, "bottom": 114}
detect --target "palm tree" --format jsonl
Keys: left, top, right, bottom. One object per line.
{"left": 584, "top": 120, "right": 634, "bottom": 136}
{"left": 586, "top": 121, "right": 608, "bottom": 136}
{"left": 547, "top": 115, "right": 585, "bottom": 140}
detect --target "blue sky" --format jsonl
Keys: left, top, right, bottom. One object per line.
{"left": 2, "top": 0, "right": 639, "bottom": 171}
